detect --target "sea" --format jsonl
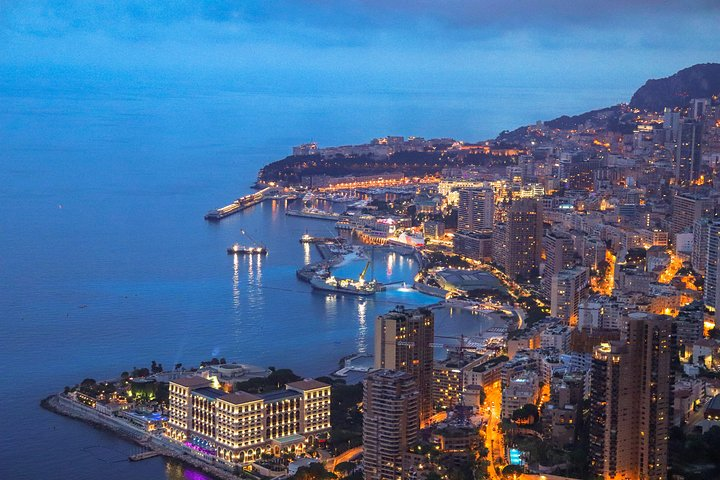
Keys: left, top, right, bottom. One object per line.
{"left": 0, "top": 77, "right": 627, "bottom": 479}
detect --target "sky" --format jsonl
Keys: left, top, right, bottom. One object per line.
{"left": 1, "top": 0, "right": 718, "bottom": 96}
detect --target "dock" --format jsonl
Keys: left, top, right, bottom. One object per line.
{"left": 205, "top": 187, "right": 277, "bottom": 221}
{"left": 129, "top": 450, "right": 160, "bottom": 461}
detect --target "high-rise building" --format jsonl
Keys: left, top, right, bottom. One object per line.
{"left": 670, "top": 192, "right": 713, "bottom": 237}
{"left": 542, "top": 230, "right": 576, "bottom": 299}
{"left": 363, "top": 370, "right": 419, "bottom": 480}
{"left": 590, "top": 313, "right": 675, "bottom": 480}
{"left": 675, "top": 120, "right": 703, "bottom": 186}
{"left": 550, "top": 266, "right": 589, "bottom": 326}
{"left": 457, "top": 188, "right": 494, "bottom": 232}
{"left": 704, "top": 221, "right": 720, "bottom": 313}
{"left": 692, "top": 218, "right": 711, "bottom": 276}
{"left": 503, "top": 198, "right": 543, "bottom": 281}
{"left": 491, "top": 222, "right": 508, "bottom": 269}
{"left": 375, "top": 306, "right": 434, "bottom": 424}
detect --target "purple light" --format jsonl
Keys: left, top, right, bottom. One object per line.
{"left": 183, "top": 441, "right": 216, "bottom": 456}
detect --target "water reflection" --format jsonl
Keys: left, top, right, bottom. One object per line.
{"left": 357, "top": 299, "right": 367, "bottom": 354}
{"left": 324, "top": 294, "right": 338, "bottom": 325}
{"left": 303, "top": 242, "right": 311, "bottom": 265}
{"left": 232, "top": 254, "right": 240, "bottom": 309}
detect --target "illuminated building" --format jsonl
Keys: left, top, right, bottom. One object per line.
{"left": 502, "top": 198, "right": 543, "bottom": 281}
{"left": 453, "top": 230, "right": 493, "bottom": 261}
{"left": 374, "top": 306, "right": 435, "bottom": 424}
{"left": 166, "top": 377, "right": 330, "bottom": 465}
{"left": 363, "top": 370, "right": 419, "bottom": 480}
{"left": 670, "top": 192, "right": 713, "bottom": 237}
{"left": 675, "top": 119, "right": 703, "bottom": 186}
{"left": 704, "top": 221, "right": 720, "bottom": 314}
{"left": 692, "top": 218, "right": 711, "bottom": 276}
{"left": 457, "top": 188, "right": 494, "bottom": 231}
{"left": 589, "top": 313, "right": 675, "bottom": 480}
{"left": 422, "top": 220, "right": 445, "bottom": 239}
{"left": 551, "top": 267, "right": 589, "bottom": 326}
{"left": 542, "top": 230, "right": 576, "bottom": 300}
{"left": 501, "top": 372, "right": 540, "bottom": 419}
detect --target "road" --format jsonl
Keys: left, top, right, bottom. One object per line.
{"left": 329, "top": 446, "right": 363, "bottom": 472}
{"left": 484, "top": 381, "right": 504, "bottom": 480}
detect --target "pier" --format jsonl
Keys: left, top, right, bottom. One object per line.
{"left": 129, "top": 450, "right": 160, "bottom": 461}
{"left": 205, "top": 187, "right": 277, "bottom": 221}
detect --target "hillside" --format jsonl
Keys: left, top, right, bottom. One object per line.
{"left": 629, "top": 63, "right": 720, "bottom": 112}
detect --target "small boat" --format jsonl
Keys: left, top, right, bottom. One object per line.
{"left": 227, "top": 244, "right": 267, "bottom": 255}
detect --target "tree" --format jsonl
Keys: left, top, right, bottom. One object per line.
{"left": 292, "top": 462, "right": 337, "bottom": 480}
{"left": 334, "top": 462, "right": 356, "bottom": 477}
{"left": 512, "top": 404, "right": 539, "bottom": 424}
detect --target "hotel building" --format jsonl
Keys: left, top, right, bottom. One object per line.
{"left": 167, "top": 377, "right": 331, "bottom": 465}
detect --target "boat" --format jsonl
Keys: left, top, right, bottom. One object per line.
{"left": 227, "top": 244, "right": 267, "bottom": 255}
{"left": 310, "top": 275, "right": 383, "bottom": 296}
{"left": 309, "top": 261, "right": 384, "bottom": 296}
{"left": 227, "top": 229, "right": 268, "bottom": 255}
{"left": 286, "top": 208, "right": 340, "bottom": 221}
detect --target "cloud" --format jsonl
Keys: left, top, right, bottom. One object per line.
{"left": 0, "top": 0, "right": 718, "bottom": 94}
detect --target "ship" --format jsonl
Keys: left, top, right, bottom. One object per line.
{"left": 227, "top": 229, "right": 268, "bottom": 255}
{"left": 286, "top": 207, "right": 340, "bottom": 221}
{"left": 309, "top": 261, "right": 384, "bottom": 296}
{"left": 227, "top": 244, "right": 268, "bottom": 255}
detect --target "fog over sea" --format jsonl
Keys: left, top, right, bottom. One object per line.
{"left": 0, "top": 75, "right": 626, "bottom": 479}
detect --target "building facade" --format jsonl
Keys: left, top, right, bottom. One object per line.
{"left": 504, "top": 198, "right": 543, "bottom": 281}
{"left": 167, "top": 377, "right": 331, "bottom": 465}
{"left": 375, "top": 306, "right": 435, "bottom": 424}
{"left": 457, "top": 188, "right": 494, "bottom": 232}
{"left": 363, "top": 370, "right": 419, "bottom": 480}
{"left": 589, "top": 313, "right": 675, "bottom": 480}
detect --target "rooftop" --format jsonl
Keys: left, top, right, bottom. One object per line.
{"left": 260, "top": 389, "right": 302, "bottom": 402}
{"left": 192, "top": 387, "right": 226, "bottom": 400}
{"left": 220, "top": 391, "right": 262, "bottom": 405}
{"left": 286, "top": 379, "right": 330, "bottom": 391}
{"left": 172, "top": 376, "right": 212, "bottom": 388}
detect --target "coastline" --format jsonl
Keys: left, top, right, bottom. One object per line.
{"left": 40, "top": 395, "right": 244, "bottom": 480}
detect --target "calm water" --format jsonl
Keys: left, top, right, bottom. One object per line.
{"left": 0, "top": 80, "right": 626, "bottom": 479}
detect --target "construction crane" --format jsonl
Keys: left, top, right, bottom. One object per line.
{"left": 240, "top": 229, "right": 264, "bottom": 248}
{"left": 358, "top": 261, "right": 371, "bottom": 282}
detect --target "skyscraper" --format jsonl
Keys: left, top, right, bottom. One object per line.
{"left": 374, "top": 306, "right": 434, "bottom": 424}
{"left": 542, "top": 230, "right": 576, "bottom": 299}
{"left": 590, "top": 313, "right": 675, "bottom": 480}
{"left": 363, "top": 370, "right": 419, "bottom": 480}
{"left": 704, "top": 221, "right": 720, "bottom": 314}
{"left": 692, "top": 217, "right": 711, "bottom": 276}
{"left": 504, "top": 198, "right": 543, "bottom": 281}
{"left": 670, "top": 192, "right": 713, "bottom": 237}
{"left": 675, "top": 119, "right": 703, "bottom": 186}
{"left": 457, "top": 187, "right": 494, "bottom": 232}
{"left": 550, "top": 266, "right": 589, "bottom": 326}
